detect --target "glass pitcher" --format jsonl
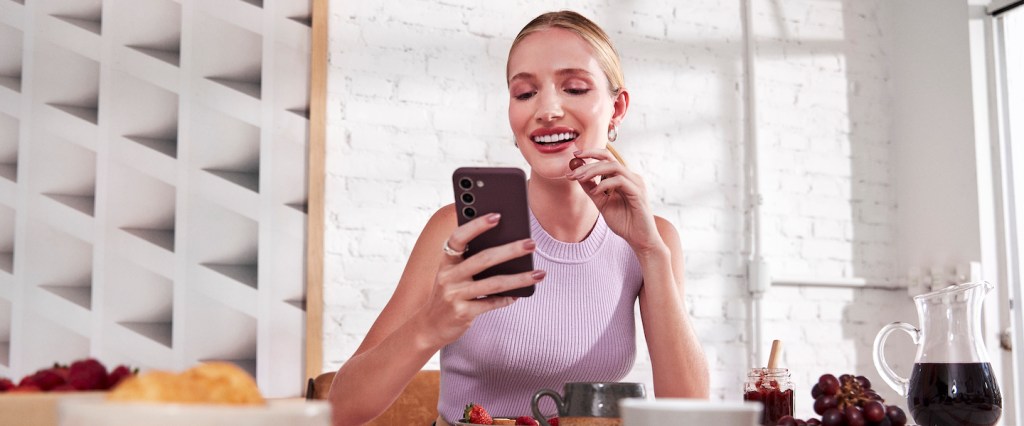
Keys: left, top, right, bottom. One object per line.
{"left": 873, "top": 281, "right": 1002, "bottom": 426}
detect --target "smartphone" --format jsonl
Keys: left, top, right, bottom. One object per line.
{"left": 452, "top": 167, "right": 535, "bottom": 297}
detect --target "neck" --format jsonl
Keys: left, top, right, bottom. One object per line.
{"left": 528, "top": 170, "right": 599, "bottom": 243}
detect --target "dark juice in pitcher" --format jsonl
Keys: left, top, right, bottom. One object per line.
{"left": 908, "top": 362, "right": 1002, "bottom": 426}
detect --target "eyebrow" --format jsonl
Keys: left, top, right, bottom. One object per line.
{"left": 508, "top": 68, "right": 595, "bottom": 84}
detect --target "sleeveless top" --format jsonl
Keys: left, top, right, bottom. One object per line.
{"left": 437, "top": 211, "right": 644, "bottom": 422}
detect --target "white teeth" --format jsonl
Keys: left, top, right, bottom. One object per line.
{"left": 533, "top": 132, "right": 577, "bottom": 143}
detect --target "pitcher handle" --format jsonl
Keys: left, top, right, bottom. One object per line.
{"left": 531, "top": 389, "right": 564, "bottom": 425}
{"left": 872, "top": 321, "right": 921, "bottom": 397}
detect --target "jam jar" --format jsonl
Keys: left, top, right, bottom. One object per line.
{"left": 743, "top": 368, "right": 795, "bottom": 425}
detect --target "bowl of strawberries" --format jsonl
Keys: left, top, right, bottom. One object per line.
{"left": 0, "top": 357, "right": 137, "bottom": 426}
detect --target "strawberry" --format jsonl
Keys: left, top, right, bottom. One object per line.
{"left": 51, "top": 384, "right": 77, "bottom": 392}
{"left": 68, "top": 358, "right": 109, "bottom": 390}
{"left": 0, "top": 378, "right": 14, "bottom": 392}
{"left": 31, "top": 369, "right": 66, "bottom": 391}
{"left": 51, "top": 363, "right": 70, "bottom": 381}
{"left": 10, "top": 384, "right": 41, "bottom": 393}
{"left": 515, "top": 416, "right": 539, "bottom": 425}
{"left": 18, "top": 375, "right": 37, "bottom": 388}
{"left": 106, "top": 365, "right": 137, "bottom": 389}
{"left": 547, "top": 418, "right": 558, "bottom": 426}
{"left": 464, "top": 403, "right": 494, "bottom": 425}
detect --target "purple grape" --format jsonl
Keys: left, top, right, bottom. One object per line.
{"left": 795, "top": 420, "right": 807, "bottom": 426}
{"left": 818, "top": 374, "right": 841, "bottom": 396}
{"left": 806, "top": 420, "right": 821, "bottom": 426}
{"left": 885, "top": 405, "right": 907, "bottom": 426}
{"left": 811, "top": 383, "right": 823, "bottom": 399}
{"left": 776, "top": 415, "right": 798, "bottom": 426}
{"left": 821, "top": 408, "right": 844, "bottom": 426}
{"left": 856, "top": 375, "right": 871, "bottom": 389}
{"left": 839, "top": 374, "right": 853, "bottom": 384}
{"left": 862, "top": 400, "right": 885, "bottom": 422}
{"left": 844, "top": 406, "right": 865, "bottom": 426}
{"left": 814, "top": 395, "right": 838, "bottom": 415}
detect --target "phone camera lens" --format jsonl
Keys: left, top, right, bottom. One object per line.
{"left": 461, "top": 192, "right": 475, "bottom": 205}
{"left": 459, "top": 177, "right": 473, "bottom": 190}
{"left": 463, "top": 206, "right": 476, "bottom": 218}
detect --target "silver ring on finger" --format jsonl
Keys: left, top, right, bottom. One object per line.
{"left": 442, "top": 239, "right": 467, "bottom": 257}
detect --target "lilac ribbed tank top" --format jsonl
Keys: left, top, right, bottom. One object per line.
{"left": 437, "top": 211, "right": 643, "bottom": 422}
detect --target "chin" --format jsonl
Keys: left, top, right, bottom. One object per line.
{"left": 527, "top": 159, "right": 573, "bottom": 181}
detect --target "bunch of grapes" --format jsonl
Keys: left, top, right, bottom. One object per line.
{"left": 776, "top": 374, "right": 907, "bottom": 426}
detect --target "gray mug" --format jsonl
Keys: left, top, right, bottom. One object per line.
{"left": 531, "top": 382, "right": 646, "bottom": 426}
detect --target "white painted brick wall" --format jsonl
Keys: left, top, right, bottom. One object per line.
{"left": 323, "top": 0, "right": 916, "bottom": 417}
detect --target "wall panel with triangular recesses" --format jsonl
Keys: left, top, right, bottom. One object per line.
{"left": 0, "top": 0, "right": 310, "bottom": 397}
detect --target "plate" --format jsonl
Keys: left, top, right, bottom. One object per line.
{"left": 620, "top": 398, "right": 760, "bottom": 426}
{"left": 454, "top": 418, "right": 522, "bottom": 425}
{"left": 59, "top": 398, "right": 331, "bottom": 426}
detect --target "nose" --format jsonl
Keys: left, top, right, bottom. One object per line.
{"left": 534, "top": 90, "right": 563, "bottom": 123}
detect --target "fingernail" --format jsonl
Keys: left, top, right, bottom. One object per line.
{"left": 487, "top": 213, "right": 501, "bottom": 223}
{"left": 523, "top": 239, "right": 536, "bottom": 250}
{"left": 531, "top": 270, "right": 546, "bottom": 280}
{"left": 573, "top": 150, "right": 582, "bottom": 156}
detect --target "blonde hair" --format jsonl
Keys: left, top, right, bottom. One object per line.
{"left": 509, "top": 11, "right": 625, "bottom": 95}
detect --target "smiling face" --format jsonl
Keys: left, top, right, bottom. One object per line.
{"left": 507, "top": 27, "right": 627, "bottom": 180}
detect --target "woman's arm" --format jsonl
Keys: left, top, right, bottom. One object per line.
{"left": 327, "top": 206, "right": 543, "bottom": 426}
{"left": 637, "top": 217, "right": 710, "bottom": 398}
{"left": 566, "top": 149, "right": 709, "bottom": 398}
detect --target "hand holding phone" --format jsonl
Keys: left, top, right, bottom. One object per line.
{"left": 452, "top": 167, "right": 535, "bottom": 297}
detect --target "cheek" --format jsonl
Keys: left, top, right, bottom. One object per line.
{"left": 508, "top": 103, "right": 530, "bottom": 131}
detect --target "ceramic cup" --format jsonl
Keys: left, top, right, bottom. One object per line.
{"left": 531, "top": 382, "right": 646, "bottom": 426}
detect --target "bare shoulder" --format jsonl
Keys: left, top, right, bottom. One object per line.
{"left": 423, "top": 203, "right": 458, "bottom": 241}
{"left": 404, "top": 203, "right": 458, "bottom": 272}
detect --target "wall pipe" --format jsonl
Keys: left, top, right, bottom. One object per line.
{"left": 739, "top": 0, "right": 767, "bottom": 370}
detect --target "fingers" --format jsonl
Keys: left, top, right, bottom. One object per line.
{"left": 566, "top": 154, "right": 643, "bottom": 199}
{"left": 442, "top": 212, "right": 502, "bottom": 265}
{"left": 586, "top": 175, "right": 643, "bottom": 199}
{"left": 449, "top": 238, "right": 537, "bottom": 281}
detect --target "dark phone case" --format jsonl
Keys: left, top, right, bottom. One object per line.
{"left": 452, "top": 167, "right": 535, "bottom": 297}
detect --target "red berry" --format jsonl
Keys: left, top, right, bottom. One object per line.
{"left": 862, "top": 401, "right": 885, "bottom": 422}
{"left": 10, "top": 384, "right": 41, "bottom": 393}
{"left": 547, "top": 418, "right": 558, "bottom": 426}
{"left": 776, "top": 415, "right": 798, "bottom": 426}
{"left": 0, "top": 378, "right": 15, "bottom": 392}
{"left": 463, "top": 403, "right": 493, "bottom": 425}
{"left": 885, "top": 405, "right": 907, "bottom": 426}
{"left": 18, "top": 375, "right": 36, "bottom": 387}
{"left": 821, "top": 408, "right": 844, "bottom": 426}
{"left": 818, "top": 374, "right": 840, "bottom": 396}
{"left": 814, "top": 395, "right": 838, "bottom": 415}
{"left": 107, "top": 365, "right": 136, "bottom": 389}
{"left": 32, "top": 369, "right": 67, "bottom": 391}
{"left": 51, "top": 364, "right": 70, "bottom": 381}
{"left": 68, "top": 358, "right": 109, "bottom": 391}
{"left": 844, "top": 406, "right": 865, "bottom": 426}
{"left": 515, "top": 416, "right": 539, "bottom": 425}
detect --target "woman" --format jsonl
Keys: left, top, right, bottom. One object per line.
{"left": 329, "top": 10, "right": 709, "bottom": 426}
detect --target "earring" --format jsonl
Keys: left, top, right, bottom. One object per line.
{"left": 608, "top": 125, "right": 618, "bottom": 142}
